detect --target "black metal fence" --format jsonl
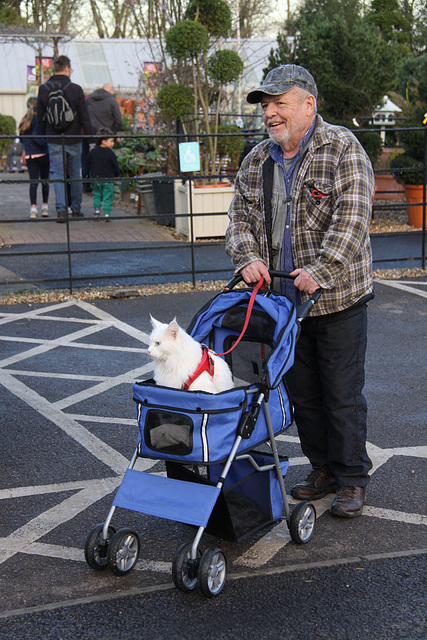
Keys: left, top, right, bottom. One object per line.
{"left": 0, "top": 126, "right": 426, "bottom": 294}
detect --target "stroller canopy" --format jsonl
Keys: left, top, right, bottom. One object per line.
{"left": 188, "top": 289, "right": 299, "bottom": 390}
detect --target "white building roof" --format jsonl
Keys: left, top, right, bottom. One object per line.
{"left": 0, "top": 37, "right": 276, "bottom": 95}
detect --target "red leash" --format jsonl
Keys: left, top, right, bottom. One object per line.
{"left": 183, "top": 277, "right": 265, "bottom": 389}
{"left": 217, "top": 277, "right": 265, "bottom": 356}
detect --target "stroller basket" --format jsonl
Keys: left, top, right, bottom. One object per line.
{"left": 166, "top": 451, "right": 289, "bottom": 541}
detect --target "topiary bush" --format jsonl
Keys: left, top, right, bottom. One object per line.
{"left": 0, "top": 114, "right": 17, "bottom": 154}
{"left": 157, "top": 84, "right": 194, "bottom": 123}
{"left": 184, "top": 0, "right": 232, "bottom": 37}
{"left": 216, "top": 123, "right": 245, "bottom": 168}
{"left": 389, "top": 152, "right": 424, "bottom": 185}
{"left": 165, "top": 20, "right": 209, "bottom": 59}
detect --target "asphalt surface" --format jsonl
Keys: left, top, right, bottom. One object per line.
{"left": 0, "top": 279, "right": 426, "bottom": 639}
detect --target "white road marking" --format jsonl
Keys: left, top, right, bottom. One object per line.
{"left": 76, "top": 300, "right": 151, "bottom": 344}
{"left": 0, "top": 368, "right": 113, "bottom": 382}
{"left": 67, "top": 415, "right": 137, "bottom": 426}
{"left": 376, "top": 279, "right": 427, "bottom": 299}
{"left": 363, "top": 506, "right": 427, "bottom": 526}
{"left": 0, "top": 323, "right": 114, "bottom": 368}
{"left": 0, "top": 478, "right": 121, "bottom": 566}
{"left": 17, "top": 542, "right": 172, "bottom": 573}
{"left": 0, "top": 301, "right": 77, "bottom": 325}
{"left": 235, "top": 497, "right": 331, "bottom": 568}
{"left": 0, "top": 298, "right": 426, "bottom": 579}
{"left": 52, "top": 362, "right": 153, "bottom": 410}
{"left": 0, "top": 477, "right": 119, "bottom": 500}
{"left": 0, "top": 371, "right": 130, "bottom": 474}
{"left": 0, "top": 335, "right": 148, "bottom": 353}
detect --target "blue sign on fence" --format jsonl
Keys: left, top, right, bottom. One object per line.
{"left": 179, "top": 142, "right": 201, "bottom": 172}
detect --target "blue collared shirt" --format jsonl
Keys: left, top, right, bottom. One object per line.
{"left": 269, "top": 119, "right": 316, "bottom": 301}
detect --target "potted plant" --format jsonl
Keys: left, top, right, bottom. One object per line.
{"left": 389, "top": 112, "right": 425, "bottom": 228}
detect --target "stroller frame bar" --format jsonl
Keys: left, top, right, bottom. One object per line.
{"left": 262, "top": 397, "right": 291, "bottom": 523}
{"left": 102, "top": 447, "right": 139, "bottom": 541}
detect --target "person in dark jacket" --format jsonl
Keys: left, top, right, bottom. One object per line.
{"left": 83, "top": 83, "right": 122, "bottom": 193}
{"left": 87, "top": 83, "right": 122, "bottom": 134}
{"left": 18, "top": 96, "right": 50, "bottom": 219}
{"left": 88, "top": 128, "right": 120, "bottom": 221}
{"left": 37, "top": 55, "right": 94, "bottom": 221}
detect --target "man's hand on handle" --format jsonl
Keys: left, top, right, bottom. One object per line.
{"left": 290, "top": 268, "right": 320, "bottom": 295}
{"left": 240, "top": 261, "right": 271, "bottom": 285}
{"left": 240, "top": 263, "right": 320, "bottom": 294}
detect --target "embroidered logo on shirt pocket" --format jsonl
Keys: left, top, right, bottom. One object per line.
{"left": 304, "top": 182, "right": 332, "bottom": 232}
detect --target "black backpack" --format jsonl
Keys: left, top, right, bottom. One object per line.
{"left": 44, "top": 80, "right": 75, "bottom": 132}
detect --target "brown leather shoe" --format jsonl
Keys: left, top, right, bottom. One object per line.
{"left": 291, "top": 466, "right": 337, "bottom": 501}
{"left": 331, "top": 486, "right": 366, "bottom": 518}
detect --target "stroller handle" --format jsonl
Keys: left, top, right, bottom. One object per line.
{"left": 223, "top": 270, "right": 321, "bottom": 321}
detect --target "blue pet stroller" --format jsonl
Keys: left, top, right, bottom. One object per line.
{"left": 84, "top": 271, "right": 321, "bottom": 597}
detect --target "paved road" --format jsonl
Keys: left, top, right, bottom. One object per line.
{"left": 0, "top": 279, "right": 426, "bottom": 638}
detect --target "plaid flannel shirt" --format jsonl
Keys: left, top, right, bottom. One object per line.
{"left": 225, "top": 116, "right": 375, "bottom": 316}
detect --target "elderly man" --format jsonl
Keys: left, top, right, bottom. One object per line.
{"left": 225, "top": 64, "right": 375, "bottom": 517}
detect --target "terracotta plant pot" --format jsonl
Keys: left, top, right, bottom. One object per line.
{"left": 404, "top": 185, "right": 426, "bottom": 228}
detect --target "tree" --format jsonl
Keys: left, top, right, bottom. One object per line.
{"left": 367, "top": 0, "right": 410, "bottom": 55}
{"left": 401, "top": 0, "right": 427, "bottom": 53}
{"left": 268, "top": 0, "right": 401, "bottom": 123}
{"left": 0, "top": 0, "right": 27, "bottom": 25}
{"left": 162, "top": 0, "right": 244, "bottom": 174}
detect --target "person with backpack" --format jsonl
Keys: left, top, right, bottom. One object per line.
{"left": 37, "top": 55, "right": 94, "bottom": 222}
{"left": 18, "top": 96, "right": 50, "bottom": 219}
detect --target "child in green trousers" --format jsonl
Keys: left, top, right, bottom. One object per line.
{"left": 88, "top": 128, "right": 120, "bottom": 221}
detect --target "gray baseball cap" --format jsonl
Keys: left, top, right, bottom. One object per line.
{"left": 247, "top": 64, "right": 318, "bottom": 104}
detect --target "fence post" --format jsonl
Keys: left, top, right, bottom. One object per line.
{"left": 61, "top": 135, "right": 73, "bottom": 293}
{"left": 423, "top": 126, "right": 426, "bottom": 269}
{"left": 188, "top": 173, "right": 196, "bottom": 288}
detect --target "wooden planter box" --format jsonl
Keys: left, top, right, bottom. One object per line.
{"left": 175, "top": 182, "right": 235, "bottom": 239}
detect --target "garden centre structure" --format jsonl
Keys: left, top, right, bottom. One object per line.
{"left": 0, "top": 37, "right": 276, "bottom": 128}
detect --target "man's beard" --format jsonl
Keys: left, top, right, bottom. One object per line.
{"left": 268, "top": 126, "right": 292, "bottom": 146}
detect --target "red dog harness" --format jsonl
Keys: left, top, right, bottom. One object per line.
{"left": 183, "top": 346, "right": 215, "bottom": 390}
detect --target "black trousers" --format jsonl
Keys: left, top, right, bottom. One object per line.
{"left": 286, "top": 302, "right": 372, "bottom": 487}
{"left": 26, "top": 155, "right": 50, "bottom": 205}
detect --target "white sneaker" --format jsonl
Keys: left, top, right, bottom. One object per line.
{"left": 30, "top": 207, "right": 37, "bottom": 219}
{"left": 41, "top": 205, "right": 49, "bottom": 217}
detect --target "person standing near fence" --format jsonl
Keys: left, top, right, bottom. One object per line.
{"left": 37, "top": 55, "right": 94, "bottom": 222}
{"left": 88, "top": 128, "right": 120, "bottom": 221}
{"left": 18, "top": 97, "right": 49, "bottom": 219}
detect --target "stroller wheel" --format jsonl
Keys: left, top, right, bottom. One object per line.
{"left": 290, "top": 501, "right": 316, "bottom": 544}
{"left": 172, "top": 542, "right": 201, "bottom": 592}
{"left": 198, "top": 547, "right": 227, "bottom": 598}
{"left": 84, "top": 524, "right": 116, "bottom": 570}
{"left": 107, "top": 529, "right": 140, "bottom": 575}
